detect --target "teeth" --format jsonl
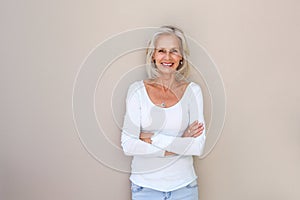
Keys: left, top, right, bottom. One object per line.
{"left": 162, "top": 63, "right": 172, "bottom": 66}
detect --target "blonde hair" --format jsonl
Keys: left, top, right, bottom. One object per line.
{"left": 146, "top": 25, "right": 190, "bottom": 80}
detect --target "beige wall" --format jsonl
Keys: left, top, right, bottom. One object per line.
{"left": 1, "top": 0, "right": 300, "bottom": 199}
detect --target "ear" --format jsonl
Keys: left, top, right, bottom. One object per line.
{"left": 176, "top": 60, "right": 183, "bottom": 70}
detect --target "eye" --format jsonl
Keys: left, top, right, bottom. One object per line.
{"left": 170, "top": 49, "right": 181, "bottom": 54}
{"left": 157, "top": 49, "right": 164, "bottom": 53}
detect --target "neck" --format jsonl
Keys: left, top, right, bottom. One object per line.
{"left": 155, "top": 73, "right": 177, "bottom": 89}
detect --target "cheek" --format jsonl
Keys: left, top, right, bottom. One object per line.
{"left": 172, "top": 56, "right": 181, "bottom": 63}
{"left": 153, "top": 54, "right": 163, "bottom": 61}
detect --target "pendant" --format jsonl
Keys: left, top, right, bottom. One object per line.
{"left": 160, "top": 102, "right": 166, "bottom": 107}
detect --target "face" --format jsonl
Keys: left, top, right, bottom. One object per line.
{"left": 152, "top": 34, "right": 183, "bottom": 74}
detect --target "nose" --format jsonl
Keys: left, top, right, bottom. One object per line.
{"left": 164, "top": 51, "right": 171, "bottom": 59}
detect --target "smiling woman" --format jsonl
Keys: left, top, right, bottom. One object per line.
{"left": 144, "top": 33, "right": 188, "bottom": 108}
{"left": 153, "top": 34, "right": 182, "bottom": 72}
{"left": 146, "top": 26, "right": 190, "bottom": 81}
{"left": 121, "top": 25, "right": 206, "bottom": 200}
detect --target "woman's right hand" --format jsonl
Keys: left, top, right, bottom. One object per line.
{"left": 182, "top": 120, "right": 204, "bottom": 138}
{"left": 139, "top": 132, "right": 154, "bottom": 144}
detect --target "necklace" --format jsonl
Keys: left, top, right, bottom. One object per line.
{"left": 159, "top": 89, "right": 166, "bottom": 107}
{"left": 157, "top": 82, "right": 170, "bottom": 108}
{"left": 160, "top": 102, "right": 166, "bottom": 107}
{"left": 151, "top": 79, "right": 179, "bottom": 108}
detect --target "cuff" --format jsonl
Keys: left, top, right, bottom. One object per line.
{"left": 151, "top": 134, "right": 174, "bottom": 150}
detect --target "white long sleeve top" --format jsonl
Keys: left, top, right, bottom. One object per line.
{"left": 121, "top": 80, "right": 206, "bottom": 192}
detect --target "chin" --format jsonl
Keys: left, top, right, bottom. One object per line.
{"left": 158, "top": 65, "right": 178, "bottom": 72}
{"left": 158, "top": 69, "right": 176, "bottom": 75}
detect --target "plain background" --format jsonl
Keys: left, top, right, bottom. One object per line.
{"left": 1, "top": 0, "right": 300, "bottom": 199}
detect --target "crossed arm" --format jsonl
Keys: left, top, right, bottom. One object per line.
{"left": 121, "top": 121, "right": 205, "bottom": 157}
{"left": 139, "top": 120, "right": 204, "bottom": 156}
{"left": 121, "top": 82, "right": 206, "bottom": 157}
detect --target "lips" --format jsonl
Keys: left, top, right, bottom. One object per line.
{"left": 161, "top": 62, "right": 174, "bottom": 67}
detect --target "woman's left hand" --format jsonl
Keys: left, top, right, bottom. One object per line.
{"left": 139, "top": 132, "right": 154, "bottom": 144}
{"left": 182, "top": 120, "right": 204, "bottom": 138}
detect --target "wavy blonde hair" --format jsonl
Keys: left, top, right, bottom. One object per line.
{"left": 146, "top": 25, "right": 190, "bottom": 80}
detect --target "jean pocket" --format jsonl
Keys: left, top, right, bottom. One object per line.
{"left": 131, "top": 182, "right": 144, "bottom": 193}
{"left": 186, "top": 180, "right": 198, "bottom": 188}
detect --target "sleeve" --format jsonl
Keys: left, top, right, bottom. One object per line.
{"left": 151, "top": 83, "right": 206, "bottom": 156}
{"left": 121, "top": 82, "right": 165, "bottom": 157}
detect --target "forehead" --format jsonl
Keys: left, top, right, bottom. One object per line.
{"left": 155, "top": 34, "right": 181, "bottom": 49}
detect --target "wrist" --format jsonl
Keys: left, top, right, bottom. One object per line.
{"left": 164, "top": 151, "right": 175, "bottom": 156}
{"left": 141, "top": 138, "right": 152, "bottom": 144}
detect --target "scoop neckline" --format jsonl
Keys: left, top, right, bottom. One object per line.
{"left": 141, "top": 80, "right": 192, "bottom": 109}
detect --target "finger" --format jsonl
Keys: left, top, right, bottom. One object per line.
{"left": 140, "top": 132, "right": 154, "bottom": 139}
{"left": 193, "top": 130, "right": 204, "bottom": 137}
{"left": 190, "top": 122, "right": 202, "bottom": 133}
{"left": 189, "top": 120, "right": 198, "bottom": 128}
{"left": 196, "top": 126, "right": 204, "bottom": 133}
{"left": 191, "top": 126, "right": 204, "bottom": 137}
{"left": 187, "top": 121, "right": 202, "bottom": 137}
{"left": 189, "top": 122, "right": 198, "bottom": 132}
{"left": 194, "top": 123, "right": 204, "bottom": 132}
{"left": 140, "top": 135, "right": 152, "bottom": 139}
{"left": 141, "top": 138, "right": 152, "bottom": 144}
{"left": 196, "top": 125, "right": 204, "bottom": 131}
{"left": 194, "top": 122, "right": 203, "bottom": 129}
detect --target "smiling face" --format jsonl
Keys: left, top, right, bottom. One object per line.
{"left": 152, "top": 34, "right": 183, "bottom": 75}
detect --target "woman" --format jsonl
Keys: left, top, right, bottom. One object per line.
{"left": 121, "top": 25, "right": 206, "bottom": 200}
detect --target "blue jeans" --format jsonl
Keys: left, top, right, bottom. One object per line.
{"left": 131, "top": 180, "right": 199, "bottom": 200}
